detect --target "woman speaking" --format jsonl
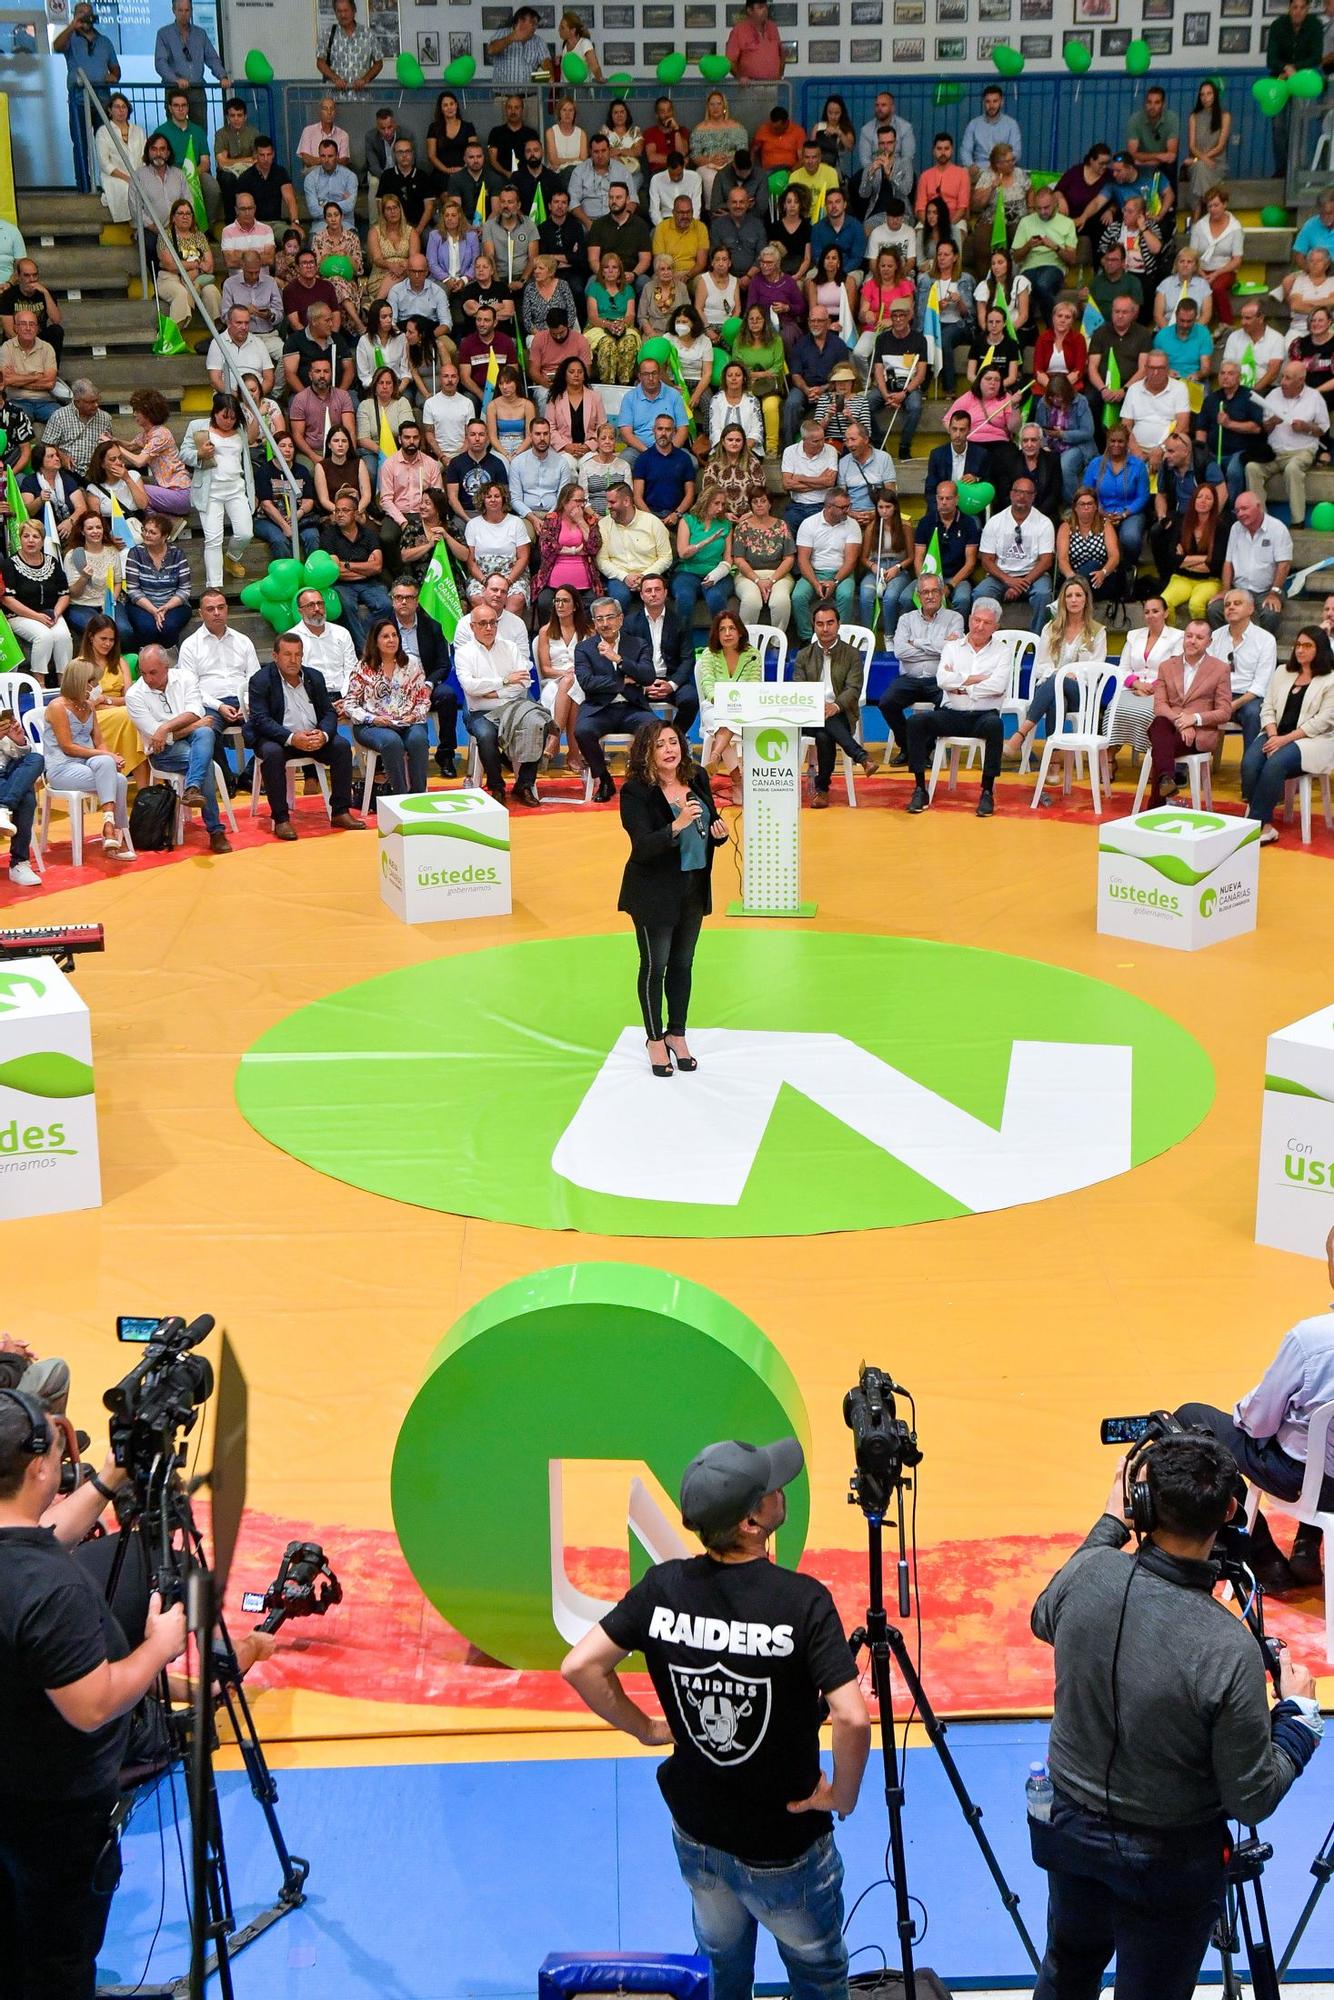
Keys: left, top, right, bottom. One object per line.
{"left": 618, "top": 718, "right": 729, "bottom": 1077}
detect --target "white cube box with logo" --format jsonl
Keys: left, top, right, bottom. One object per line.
{"left": 377, "top": 789, "right": 512, "bottom": 924}
{"left": 1256, "top": 1003, "right": 1334, "bottom": 1259}
{"left": 1096, "top": 807, "right": 1260, "bottom": 951}
{"left": 0, "top": 956, "right": 102, "bottom": 1222}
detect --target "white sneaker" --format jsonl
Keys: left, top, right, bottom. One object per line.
{"left": 0, "top": 808, "right": 14, "bottom": 835}
{"left": 8, "top": 861, "right": 40, "bottom": 887}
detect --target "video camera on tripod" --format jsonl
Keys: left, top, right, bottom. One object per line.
{"left": 105, "top": 1313, "right": 217, "bottom": 1485}
{"left": 844, "top": 1365, "right": 921, "bottom": 1519}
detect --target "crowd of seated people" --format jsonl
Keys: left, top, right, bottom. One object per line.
{"left": 0, "top": 40, "right": 1329, "bottom": 869}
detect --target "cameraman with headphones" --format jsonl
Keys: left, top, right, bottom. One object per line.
{"left": 0, "top": 1390, "right": 187, "bottom": 1999}
{"left": 1029, "top": 1432, "right": 1323, "bottom": 2000}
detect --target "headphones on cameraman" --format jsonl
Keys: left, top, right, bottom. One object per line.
{"left": 1125, "top": 1437, "right": 1160, "bottom": 1540}
{"left": 0, "top": 1385, "right": 53, "bottom": 1458}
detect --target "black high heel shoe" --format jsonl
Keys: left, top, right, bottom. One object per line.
{"left": 665, "top": 1038, "right": 698, "bottom": 1072}
{"left": 647, "top": 1040, "right": 674, "bottom": 1077}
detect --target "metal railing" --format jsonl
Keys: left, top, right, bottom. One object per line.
{"left": 77, "top": 76, "right": 303, "bottom": 561}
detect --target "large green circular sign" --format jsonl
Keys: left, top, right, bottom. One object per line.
{"left": 235, "top": 933, "right": 1214, "bottom": 1238}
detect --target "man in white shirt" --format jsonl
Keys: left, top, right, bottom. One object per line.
{"left": 509, "top": 419, "right": 573, "bottom": 531}
{"left": 205, "top": 304, "right": 274, "bottom": 398}
{"left": 649, "top": 153, "right": 704, "bottom": 227}
{"left": 176, "top": 586, "right": 261, "bottom": 784}
{"left": 454, "top": 572, "right": 530, "bottom": 659}
{"left": 1175, "top": 1223, "right": 1334, "bottom": 1595}
{"left": 1249, "top": 360, "right": 1331, "bottom": 525}
{"left": 782, "top": 420, "right": 839, "bottom": 536}
{"left": 905, "top": 597, "right": 1009, "bottom": 817}
{"left": 454, "top": 602, "right": 547, "bottom": 800}
{"left": 1223, "top": 301, "right": 1287, "bottom": 395}
{"left": 1211, "top": 587, "right": 1278, "bottom": 751}
{"left": 124, "top": 643, "right": 231, "bottom": 851}
{"left": 1211, "top": 491, "right": 1293, "bottom": 636}
{"left": 878, "top": 573, "right": 965, "bottom": 766}
{"left": 286, "top": 586, "right": 358, "bottom": 697}
{"left": 975, "top": 477, "right": 1055, "bottom": 633}
{"left": 1120, "top": 350, "right": 1192, "bottom": 472}
{"left": 792, "top": 491, "right": 862, "bottom": 641}
{"left": 422, "top": 361, "right": 474, "bottom": 462}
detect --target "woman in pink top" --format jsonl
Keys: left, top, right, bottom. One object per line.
{"left": 946, "top": 363, "right": 1017, "bottom": 445}
{"left": 534, "top": 481, "right": 602, "bottom": 619}
{"left": 120, "top": 388, "right": 191, "bottom": 517}
{"left": 857, "top": 248, "right": 914, "bottom": 341}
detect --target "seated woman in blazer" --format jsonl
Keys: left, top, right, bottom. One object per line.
{"left": 618, "top": 717, "right": 729, "bottom": 1078}
{"left": 1241, "top": 625, "right": 1334, "bottom": 845}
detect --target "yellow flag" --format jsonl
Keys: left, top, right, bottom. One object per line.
{"left": 379, "top": 405, "right": 396, "bottom": 460}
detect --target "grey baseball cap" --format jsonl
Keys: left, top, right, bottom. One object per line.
{"left": 679, "top": 1437, "right": 805, "bottom": 1536}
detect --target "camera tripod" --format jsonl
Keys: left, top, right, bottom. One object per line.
{"left": 844, "top": 1368, "right": 1040, "bottom": 2000}
{"left": 98, "top": 1455, "right": 309, "bottom": 1999}
{"left": 1211, "top": 1543, "right": 1286, "bottom": 2000}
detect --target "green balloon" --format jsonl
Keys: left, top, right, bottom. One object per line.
{"left": 301, "top": 549, "right": 341, "bottom": 590}
{"left": 607, "top": 71, "right": 634, "bottom": 88}
{"left": 698, "top": 53, "right": 732, "bottom": 81}
{"left": 1063, "top": 39, "right": 1092, "bottom": 74}
{"left": 656, "top": 51, "right": 687, "bottom": 83}
{"left": 0, "top": 428, "right": 8, "bottom": 451}
{"left": 243, "top": 48, "right": 273, "bottom": 84}
{"left": 123, "top": 653, "right": 138, "bottom": 679}
{"left": 395, "top": 50, "right": 425, "bottom": 87}
{"left": 767, "top": 169, "right": 790, "bottom": 200}
{"left": 442, "top": 54, "right": 477, "bottom": 86}
{"left": 933, "top": 80, "right": 964, "bottom": 104}
{"left": 1260, "top": 204, "right": 1290, "bottom": 227}
{"left": 1291, "top": 66, "right": 1325, "bottom": 99}
{"left": 322, "top": 588, "right": 342, "bottom": 618}
{"left": 319, "top": 253, "right": 355, "bottom": 280}
{"left": 561, "top": 51, "right": 588, "bottom": 83}
{"left": 264, "top": 557, "right": 304, "bottom": 599}
{"left": 718, "top": 314, "right": 742, "bottom": 351}
{"left": 639, "top": 335, "right": 673, "bottom": 366}
{"left": 239, "top": 581, "right": 264, "bottom": 609}
{"left": 1310, "top": 501, "right": 1334, "bottom": 532}
{"left": 991, "top": 43, "right": 1024, "bottom": 77}
{"left": 1125, "top": 36, "right": 1151, "bottom": 74}
{"left": 954, "top": 480, "right": 996, "bottom": 516}
{"left": 1252, "top": 76, "right": 1290, "bottom": 116}
{"left": 261, "top": 598, "right": 295, "bottom": 632}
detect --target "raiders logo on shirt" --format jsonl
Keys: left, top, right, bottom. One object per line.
{"left": 668, "top": 1661, "right": 773, "bottom": 1767}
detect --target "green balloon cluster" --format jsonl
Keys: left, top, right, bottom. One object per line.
{"left": 561, "top": 51, "right": 588, "bottom": 83}
{"left": 638, "top": 335, "right": 673, "bottom": 367}
{"left": 698, "top": 53, "right": 732, "bottom": 81}
{"left": 955, "top": 480, "right": 996, "bottom": 516}
{"left": 1063, "top": 39, "right": 1092, "bottom": 74}
{"left": 767, "top": 168, "right": 790, "bottom": 200}
{"left": 1260, "top": 204, "right": 1290, "bottom": 227}
{"left": 1311, "top": 501, "right": 1334, "bottom": 532}
{"left": 243, "top": 48, "right": 273, "bottom": 84}
{"left": 717, "top": 314, "right": 742, "bottom": 351}
{"left": 1252, "top": 76, "right": 1290, "bottom": 116}
{"left": 1124, "top": 37, "right": 1151, "bottom": 75}
{"left": 656, "top": 51, "right": 687, "bottom": 83}
{"left": 319, "top": 253, "right": 355, "bottom": 279}
{"left": 240, "top": 551, "right": 342, "bottom": 632}
{"left": 1290, "top": 67, "right": 1325, "bottom": 99}
{"left": 991, "top": 43, "right": 1023, "bottom": 77}
{"left": 395, "top": 51, "right": 425, "bottom": 87}
{"left": 442, "top": 54, "right": 476, "bottom": 86}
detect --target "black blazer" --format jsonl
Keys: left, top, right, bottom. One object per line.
{"left": 623, "top": 603, "right": 696, "bottom": 694}
{"left": 248, "top": 660, "right": 340, "bottom": 750}
{"left": 398, "top": 609, "right": 447, "bottom": 689}
{"left": 574, "top": 631, "right": 655, "bottom": 707}
{"left": 618, "top": 772, "right": 726, "bottom": 926}
{"left": 924, "top": 439, "right": 990, "bottom": 509}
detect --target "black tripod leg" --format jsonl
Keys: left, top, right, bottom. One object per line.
{"left": 883, "top": 1625, "right": 1042, "bottom": 1973}
{"left": 866, "top": 1636, "right": 918, "bottom": 2000}
{"left": 1237, "top": 1874, "right": 1283, "bottom": 2000}
{"left": 215, "top": 1676, "right": 309, "bottom": 1903}
{"left": 1279, "top": 1828, "right": 1334, "bottom": 1977}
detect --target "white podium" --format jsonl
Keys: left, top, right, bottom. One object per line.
{"left": 377, "top": 788, "right": 513, "bottom": 925}
{"left": 1097, "top": 807, "right": 1261, "bottom": 951}
{"left": 709, "top": 681, "right": 825, "bottom": 918}
{"left": 1256, "top": 1002, "right": 1334, "bottom": 1259}
{"left": 0, "top": 955, "right": 101, "bottom": 1222}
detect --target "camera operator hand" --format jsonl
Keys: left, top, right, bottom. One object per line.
{"left": 1277, "top": 1646, "right": 1317, "bottom": 1703}
{"left": 145, "top": 1590, "right": 188, "bottom": 1666}
{"left": 1105, "top": 1452, "right": 1132, "bottom": 1527}
{"left": 44, "top": 1445, "right": 129, "bottom": 1548}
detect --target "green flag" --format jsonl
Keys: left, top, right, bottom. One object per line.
{"left": 4, "top": 465, "right": 29, "bottom": 554}
{"left": 1104, "top": 344, "right": 1121, "bottom": 396}
{"left": 990, "top": 193, "right": 1007, "bottom": 250}
{"left": 420, "top": 544, "right": 464, "bottom": 643}
{"left": 182, "top": 133, "right": 207, "bottom": 232}
{"left": 152, "top": 312, "right": 191, "bottom": 356}
{"left": 0, "top": 606, "right": 23, "bottom": 672}
{"left": 1239, "top": 341, "right": 1257, "bottom": 389}
{"left": 663, "top": 343, "right": 697, "bottom": 438}
{"left": 920, "top": 527, "right": 943, "bottom": 577}
{"left": 995, "top": 281, "right": 1017, "bottom": 344}
{"left": 530, "top": 182, "right": 547, "bottom": 227}
{"left": 374, "top": 344, "right": 387, "bottom": 372}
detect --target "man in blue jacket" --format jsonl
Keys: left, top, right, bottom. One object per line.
{"left": 248, "top": 634, "right": 364, "bottom": 840}
{"left": 624, "top": 573, "right": 698, "bottom": 737}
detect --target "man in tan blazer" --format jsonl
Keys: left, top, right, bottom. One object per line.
{"left": 1146, "top": 617, "right": 1233, "bottom": 803}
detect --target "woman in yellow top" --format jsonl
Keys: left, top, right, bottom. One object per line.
{"left": 696, "top": 605, "right": 761, "bottom": 799}
{"left": 76, "top": 612, "right": 146, "bottom": 785}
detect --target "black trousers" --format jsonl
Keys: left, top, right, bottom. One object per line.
{"left": 257, "top": 733, "right": 354, "bottom": 821}
{"left": 801, "top": 712, "right": 861, "bottom": 791}
{"left": 1031, "top": 1790, "right": 1225, "bottom": 2000}
{"left": 576, "top": 695, "right": 656, "bottom": 780}
{"left": 878, "top": 674, "right": 942, "bottom": 754}
{"left": 631, "top": 876, "right": 708, "bottom": 1039}
{"left": 0, "top": 1793, "right": 122, "bottom": 2000}
{"left": 1175, "top": 1401, "right": 1334, "bottom": 1513}
{"left": 431, "top": 682, "right": 460, "bottom": 766}
{"left": 907, "top": 705, "right": 1003, "bottom": 784}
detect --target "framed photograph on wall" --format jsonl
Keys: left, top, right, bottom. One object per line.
{"left": 976, "top": 33, "right": 1007, "bottom": 53}
{"left": 643, "top": 3, "right": 674, "bottom": 23}
{"left": 1019, "top": 32, "right": 1051, "bottom": 53}
{"left": 808, "top": 1, "right": 841, "bottom": 21}
{"left": 1100, "top": 25, "right": 1130, "bottom": 52}
{"left": 1182, "top": 10, "right": 1210, "bottom": 41}
{"left": 852, "top": 0, "right": 884, "bottom": 21}
{"left": 480, "top": 5, "right": 512, "bottom": 25}
{"left": 602, "top": 39, "right": 635, "bottom": 62}
{"left": 1062, "top": 25, "right": 1094, "bottom": 56}
{"left": 1219, "top": 0, "right": 1251, "bottom": 14}
{"left": 780, "top": 37, "right": 799, "bottom": 58}
{"left": 893, "top": 0, "right": 924, "bottom": 21}
{"left": 1142, "top": 25, "right": 1172, "bottom": 49}
{"left": 807, "top": 36, "right": 842, "bottom": 61}
{"left": 684, "top": 3, "right": 716, "bottom": 23}
{"left": 1074, "top": 0, "right": 1115, "bottom": 19}
{"left": 770, "top": 2, "right": 799, "bottom": 19}
{"left": 936, "top": 32, "right": 967, "bottom": 55}
{"left": 1020, "top": 0, "right": 1053, "bottom": 15}
{"left": 602, "top": 3, "right": 633, "bottom": 20}
{"left": 448, "top": 29, "right": 473, "bottom": 54}
{"left": 979, "top": 0, "right": 1011, "bottom": 17}
{"left": 1142, "top": 0, "right": 1173, "bottom": 15}
{"left": 643, "top": 39, "right": 674, "bottom": 62}
{"left": 889, "top": 34, "right": 922, "bottom": 56}
{"left": 938, "top": 0, "right": 969, "bottom": 18}
{"left": 416, "top": 29, "right": 440, "bottom": 60}
{"left": 1218, "top": 22, "right": 1251, "bottom": 47}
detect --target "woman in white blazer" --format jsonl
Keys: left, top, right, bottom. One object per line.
{"left": 1241, "top": 625, "right": 1334, "bottom": 843}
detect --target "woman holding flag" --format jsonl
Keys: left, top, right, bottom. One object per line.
{"left": 20, "top": 442, "right": 87, "bottom": 547}
{"left": 355, "top": 301, "right": 411, "bottom": 395}
{"left": 916, "top": 241, "right": 974, "bottom": 395}
{"left": 357, "top": 365, "right": 413, "bottom": 477}
{"left": 84, "top": 440, "right": 148, "bottom": 532}
{"left": 2, "top": 516, "right": 73, "bottom": 682}
{"left": 966, "top": 145, "right": 1030, "bottom": 279}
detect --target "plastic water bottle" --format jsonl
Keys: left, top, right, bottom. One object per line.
{"left": 1026, "top": 1760, "right": 1054, "bottom": 1823}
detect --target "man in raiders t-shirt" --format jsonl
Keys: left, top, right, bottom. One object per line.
{"left": 562, "top": 1437, "right": 870, "bottom": 2000}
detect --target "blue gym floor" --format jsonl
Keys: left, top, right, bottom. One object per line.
{"left": 98, "top": 1721, "right": 1334, "bottom": 1998}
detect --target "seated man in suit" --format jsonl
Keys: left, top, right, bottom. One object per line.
{"left": 791, "top": 601, "right": 875, "bottom": 809}
{"left": 248, "top": 632, "right": 363, "bottom": 840}
{"left": 388, "top": 575, "right": 457, "bottom": 779}
{"left": 925, "top": 409, "right": 990, "bottom": 511}
{"left": 878, "top": 572, "right": 965, "bottom": 769}
{"left": 574, "top": 596, "right": 658, "bottom": 802}
{"left": 623, "top": 571, "right": 698, "bottom": 737}
{"left": 1145, "top": 616, "right": 1232, "bottom": 806}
